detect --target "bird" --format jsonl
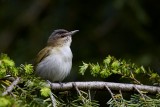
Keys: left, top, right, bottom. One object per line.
{"left": 34, "top": 29, "right": 79, "bottom": 82}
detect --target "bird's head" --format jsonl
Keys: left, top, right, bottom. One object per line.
{"left": 47, "top": 29, "right": 79, "bottom": 47}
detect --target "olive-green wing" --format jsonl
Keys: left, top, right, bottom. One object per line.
{"left": 34, "top": 47, "right": 51, "bottom": 66}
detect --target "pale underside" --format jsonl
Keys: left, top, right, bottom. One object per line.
{"left": 36, "top": 46, "right": 73, "bottom": 82}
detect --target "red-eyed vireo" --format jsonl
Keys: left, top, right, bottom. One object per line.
{"left": 34, "top": 29, "right": 79, "bottom": 82}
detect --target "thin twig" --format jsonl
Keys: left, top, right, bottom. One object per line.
{"left": 105, "top": 85, "right": 120, "bottom": 107}
{"left": 72, "top": 82, "right": 85, "bottom": 104}
{"left": 105, "top": 85, "right": 115, "bottom": 100}
{"left": 88, "top": 89, "right": 91, "bottom": 101}
{"left": 131, "top": 77, "right": 142, "bottom": 85}
{"left": 2, "top": 77, "right": 20, "bottom": 96}
{"left": 50, "top": 92, "right": 56, "bottom": 107}
{"left": 119, "top": 90, "right": 123, "bottom": 99}
{"left": 125, "top": 71, "right": 141, "bottom": 85}
{"left": 50, "top": 81, "right": 160, "bottom": 94}
{"left": 133, "top": 86, "right": 145, "bottom": 100}
{"left": 47, "top": 80, "right": 57, "bottom": 107}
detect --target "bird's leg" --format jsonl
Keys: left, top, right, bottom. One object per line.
{"left": 59, "top": 82, "right": 63, "bottom": 87}
{"left": 58, "top": 82, "right": 70, "bottom": 96}
{"left": 47, "top": 80, "right": 52, "bottom": 85}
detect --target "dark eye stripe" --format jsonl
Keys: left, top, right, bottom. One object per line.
{"left": 60, "top": 35, "right": 66, "bottom": 38}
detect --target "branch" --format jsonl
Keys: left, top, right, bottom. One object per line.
{"left": 50, "top": 81, "right": 160, "bottom": 94}
{"left": 50, "top": 92, "right": 56, "bottom": 107}
{"left": 47, "top": 80, "right": 57, "bottom": 107}
{"left": 105, "top": 85, "right": 115, "bottom": 99}
{"left": 133, "top": 86, "right": 145, "bottom": 100}
{"left": 72, "top": 83, "right": 85, "bottom": 104}
{"left": 2, "top": 77, "right": 20, "bottom": 96}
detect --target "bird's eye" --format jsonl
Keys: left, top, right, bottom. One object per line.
{"left": 60, "top": 35, "right": 66, "bottom": 38}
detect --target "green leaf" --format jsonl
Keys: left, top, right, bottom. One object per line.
{"left": 90, "top": 63, "right": 100, "bottom": 77}
{"left": 150, "top": 73, "right": 158, "bottom": 80}
{"left": 2, "top": 59, "right": 15, "bottom": 67}
{"left": 0, "top": 68, "right": 6, "bottom": 78}
{"left": 12, "top": 67, "right": 19, "bottom": 76}
{"left": 140, "top": 66, "right": 146, "bottom": 73}
{"left": 111, "top": 60, "right": 120, "bottom": 68}
{"left": 0, "top": 54, "right": 15, "bottom": 67}
{"left": 0, "top": 97, "right": 11, "bottom": 107}
{"left": 100, "top": 69, "right": 111, "bottom": 78}
{"left": 40, "top": 87, "right": 51, "bottom": 97}
{"left": 103, "top": 55, "right": 112, "bottom": 65}
{"left": 135, "top": 68, "right": 141, "bottom": 74}
{"left": 79, "top": 62, "right": 89, "bottom": 75}
{"left": 23, "top": 64, "right": 33, "bottom": 74}
{"left": 112, "top": 69, "right": 118, "bottom": 74}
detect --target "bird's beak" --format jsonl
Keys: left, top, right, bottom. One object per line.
{"left": 65, "top": 30, "right": 79, "bottom": 36}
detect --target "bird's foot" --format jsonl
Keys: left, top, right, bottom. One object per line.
{"left": 46, "top": 80, "right": 52, "bottom": 85}
{"left": 59, "top": 82, "right": 63, "bottom": 87}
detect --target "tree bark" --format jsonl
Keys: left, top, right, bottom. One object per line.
{"left": 50, "top": 81, "right": 160, "bottom": 94}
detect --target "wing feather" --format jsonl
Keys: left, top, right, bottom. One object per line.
{"left": 34, "top": 47, "right": 51, "bottom": 66}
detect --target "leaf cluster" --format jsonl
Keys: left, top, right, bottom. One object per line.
{"left": 0, "top": 53, "right": 51, "bottom": 107}
{"left": 80, "top": 55, "right": 160, "bottom": 84}
{"left": 107, "top": 94, "right": 160, "bottom": 107}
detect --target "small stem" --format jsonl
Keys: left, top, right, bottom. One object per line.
{"left": 50, "top": 92, "right": 56, "bottom": 107}
{"left": 130, "top": 71, "right": 141, "bottom": 85}
{"left": 72, "top": 82, "right": 85, "bottom": 104}
{"left": 88, "top": 89, "right": 91, "bottom": 101}
{"left": 119, "top": 90, "right": 123, "bottom": 99}
{"left": 133, "top": 86, "right": 145, "bottom": 100}
{"left": 105, "top": 85, "right": 115, "bottom": 100}
{"left": 131, "top": 77, "right": 142, "bottom": 85}
{"left": 105, "top": 85, "right": 120, "bottom": 107}
{"left": 2, "top": 77, "right": 20, "bottom": 96}
{"left": 47, "top": 80, "right": 57, "bottom": 107}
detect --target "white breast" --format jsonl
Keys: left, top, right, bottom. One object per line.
{"left": 36, "top": 46, "right": 73, "bottom": 82}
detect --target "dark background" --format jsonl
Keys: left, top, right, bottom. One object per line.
{"left": 0, "top": 0, "right": 160, "bottom": 105}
